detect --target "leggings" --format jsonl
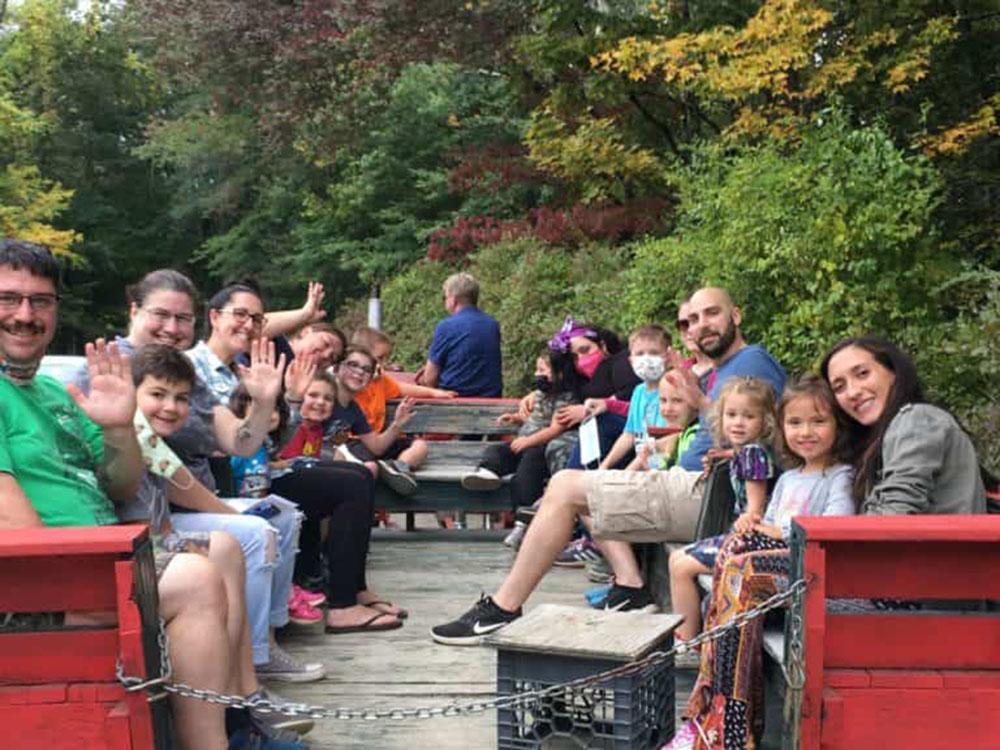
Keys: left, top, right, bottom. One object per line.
{"left": 479, "top": 442, "right": 550, "bottom": 508}
{"left": 271, "top": 461, "right": 375, "bottom": 608}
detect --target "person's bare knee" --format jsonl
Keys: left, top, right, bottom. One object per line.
{"left": 401, "top": 439, "right": 428, "bottom": 467}
{"left": 159, "top": 553, "right": 228, "bottom": 624}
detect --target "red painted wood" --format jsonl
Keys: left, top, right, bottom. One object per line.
{"left": 825, "top": 614, "right": 1000, "bottom": 669}
{"left": 824, "top": 670, "right": 870, "bottom": 688}
{"left": 867, "top": 670, "right": 944, "bottom": 689}
{"left": 821, "top": 541, "right": 1000, "bottom": 599}
{"left": 0, "top": 630, "right": 118, "bottom": 683}
{"left": 821, "top": 686, "right": 1000, "bottom": 749}
{"left": 0, "top": 555, "right": 120, "bottom": 612}
{"left": 0, "top": 525, "right": 147, "bottom": 557}
{"left": 0, "top": 683, "right": 67, "bottom": 704}
{"left": 67, "top": 683, "right": 126, "bottom": 703}
{"left": 942, "top": 671, "right": 1000, "bottom": 688}
{"left": 793, "top": 515, "right": 1000, "bottom": 543}
{"left": 0, "top": 702, "right": 132, "bottom": 749}
{"left": 799, "top": 542, "right": 826, "bottom": 749}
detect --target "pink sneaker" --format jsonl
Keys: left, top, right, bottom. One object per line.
{"left": 661, "top": 720, "right": 699, "bottom": 750}
{"left": 287, "top": 595, "right": 323, "bottom": 625}
{"left": 292, "top": 584, "right": 326, "bottom": 608}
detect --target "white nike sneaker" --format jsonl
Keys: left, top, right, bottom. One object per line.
{"left": 430, "top": 594, "right": 522, "bottom": 646}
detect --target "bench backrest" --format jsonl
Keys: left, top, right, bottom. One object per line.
{"left": 789, "top": 515, "right": 1000, "bottom": 749}
{"left": 0, "top": 525, "right": 167, "bottom": 747}
{"left": 387, "top": 398, "right": 520, "bottom": 437}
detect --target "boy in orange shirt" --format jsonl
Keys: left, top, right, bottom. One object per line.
{"left": 350, "top": 328, "right": 456, "bottom": 498}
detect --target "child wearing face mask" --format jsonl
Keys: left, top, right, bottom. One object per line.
{"left": 462, "top": 348, "right": 583, "bottom": 496}
{"left": 584, "top": 325, "right": 674, "bottom": 471}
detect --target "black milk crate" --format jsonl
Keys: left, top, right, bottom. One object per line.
{"left": 496, "top": 647, "right": 675, "bottom": 749}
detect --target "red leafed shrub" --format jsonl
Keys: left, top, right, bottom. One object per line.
{"left": 426, "top": 197, "right": 671, "bottom": 261}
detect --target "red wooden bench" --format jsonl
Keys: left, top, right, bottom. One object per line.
{"left": 789, "top": 515, "right": 1000, "bottom": 749}
{"left": 0, "top": 525, "right": 167, "bottom": 749}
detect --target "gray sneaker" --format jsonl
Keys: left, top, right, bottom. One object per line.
{"left": 377, "top": 459, "right": 418, "bottom": 496}
{"left": 249, "top": 687, "right": 316, "bottom": 736}
{"left": 461, "top": 466, "right": 502, "bottom": 491}
{"left": 256, "top": 644, "right": 326, "bottom": 684}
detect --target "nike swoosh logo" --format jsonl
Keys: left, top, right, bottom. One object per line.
{"left": 472, "top": 621, "right": 507, "bottom": 635}
{"left": 604, "top": 600, "right": 629, "bottom": 612}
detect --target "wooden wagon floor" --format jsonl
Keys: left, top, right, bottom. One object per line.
{"left": 272, "top": 515, "right": 698, "bottom": 749}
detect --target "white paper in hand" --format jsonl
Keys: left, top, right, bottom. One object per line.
{"left": 579, "top": 415, "right": 601, "bottom": 467}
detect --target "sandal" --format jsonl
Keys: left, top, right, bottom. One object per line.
{"left": 361, "top": 599, "right": 409, "bottom": 620}
{"left": 324, "top": 612, "right": 403, "bottom": 634}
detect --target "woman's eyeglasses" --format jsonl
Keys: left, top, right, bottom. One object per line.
{"left": 142, "top": 307, "right": 195, "bottom": 326}
{"left": 218, "top": 307, "right": 265, "bottom": 328}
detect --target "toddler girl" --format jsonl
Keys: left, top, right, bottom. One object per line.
{"left": 669, "top": 376, "right": 778, "bottom": 640}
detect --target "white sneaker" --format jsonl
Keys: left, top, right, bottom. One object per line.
{"left": 256, "top": 643, "right": 326, "bottom": 683}
{"left": 337, "top": 444, "right": 364, "bottom": 464}
{"left": 461, "top": 467, "right": 502, "bottom": 491}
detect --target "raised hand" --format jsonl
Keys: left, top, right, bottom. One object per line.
{"left": 391, "top": 397, "right": 417, "bottom": 429}
{"left": 66, "top": 339, "right": 135, "bottom": 428}
{"left": 238, "top": 337, "right": 285, "bottom": 407}
{"left": 667, "top": 368, "right": 709, "bottom": 414}
{"left": 300, "top": 281, "right": 327, "bottom": 324}
{"left": 284, "top": 352, "right": 318, "bottom": 401}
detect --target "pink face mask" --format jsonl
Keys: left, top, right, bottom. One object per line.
{"left": 575, "top": 350, "right": 604, "bottom": 379}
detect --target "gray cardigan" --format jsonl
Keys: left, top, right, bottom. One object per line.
{"left": 863, "top": 403, "right": 986, "bottom": 516}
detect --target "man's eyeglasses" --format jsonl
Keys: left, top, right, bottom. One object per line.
{"left": 218, "top": 307, "right": 265, "bottom": 328}
{"left": 0, "top": 292, "right": 60, "bottom": 311}
{"left": 676, "top": 319, "right": 690, "bottom": 332}
{"left": 342, "top": 360, "right": 375, "bottom": 376}
{"left": 142, "top": 307, "right": 195, "bottom": 326}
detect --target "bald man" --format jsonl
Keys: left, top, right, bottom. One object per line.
{"left": 431, "top": 287, "right": 787, "bottom": 644}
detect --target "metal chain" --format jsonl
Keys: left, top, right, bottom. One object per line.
{"left": 783, "top": 573, "right": 807, "bottom": 750}
{"left": 117, "top": 578, "right": 808, "bottom": 721}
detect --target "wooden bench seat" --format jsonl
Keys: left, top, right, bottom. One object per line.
{"left": 375, "top": 398, "right": 520, "bottom": 530}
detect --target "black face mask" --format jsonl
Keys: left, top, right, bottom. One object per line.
{"left": 532, "top": 375, "right": 553, "bottom": 394}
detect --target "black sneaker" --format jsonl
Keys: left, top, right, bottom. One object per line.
{"left": 602, "top": 584, "right": 659, "bottom": 613}
{"left": 377, "top": 459, "right": 419, "bottom": 496}
{"left": 430, "top": 594, "right": 522, "bottom": 645}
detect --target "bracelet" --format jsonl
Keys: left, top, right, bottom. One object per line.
{"left": 284, "top": 395, "right": 303, "bottom": 405}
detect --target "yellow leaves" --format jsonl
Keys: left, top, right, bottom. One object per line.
{"left": 525, "top": 107, "right": 666, "bottom": 202}
{"left": 917, "top": 96, "right": 1000, "bottom": 158}
{"left": 882, "top": 16, "right": 957, "bottom": 95}
{"left": 0, "top": 165, "right": 80, "bottom": 259}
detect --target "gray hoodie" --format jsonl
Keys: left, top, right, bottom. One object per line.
{"left": 863, "top": 403, "right": 986, "bottom": 516}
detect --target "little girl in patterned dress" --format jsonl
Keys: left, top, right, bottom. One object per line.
{"left": 669, "top": 377, "right": 779, "bottom": 642}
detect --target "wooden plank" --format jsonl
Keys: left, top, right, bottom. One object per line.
{"left": 0, "top": 525, "right": 147, "bottom": 558}
{"left": 793, "top": 515, "right": 1000, "bottom": 543}
{"left": 0, "top": 683, "right": 68, "bottom": 704}
{"left": 486, "top": 603, "right": 681, "bottom": 661}
{"left": 820, "top": 686, "right": 1000, "bottom": 749}
{"left": 0, "top": 702, "right": 128, "bottom": 749}
{"left": 0, "top": 630, "right": 118, "bottom": 683}
{"left": 388, "top": 399, "right": 520, "bottom": 436}
{"left": 824, "top": 613, "right": 1000, "bottom": 669}
{"left": 0, "top": 555, "right": 119, "bottom": 612}
{"left": 821, "top": 541, "right": 1000, "bottom": 599}
{"left": 798, "top": 540, "right": 826, "bottom": 749}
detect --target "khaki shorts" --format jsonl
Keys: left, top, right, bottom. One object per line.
{"left": 585, "top": 467, "right": 705, "bottom": 543}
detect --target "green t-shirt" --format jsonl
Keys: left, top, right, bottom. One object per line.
{"left": 0, "top": 374, "right": 117, "bottom": 527}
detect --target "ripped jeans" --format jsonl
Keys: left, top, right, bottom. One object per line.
{"left": 170, "top": 495, "right": 302, "bottom": 665}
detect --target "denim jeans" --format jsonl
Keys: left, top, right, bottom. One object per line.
{"left": 170, "top": 497, "right": 301, "bottom": 665}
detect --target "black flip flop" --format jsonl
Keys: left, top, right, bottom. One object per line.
{"left": 324, "top": 612, "right": 403, "bottom": 634}
{"left": 363, "top": 599, "right": 409, "bottom": 620}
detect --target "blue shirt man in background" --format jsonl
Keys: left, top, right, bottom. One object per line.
{"left": 419, "top": 272, "right": 502, "bottom": 397}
